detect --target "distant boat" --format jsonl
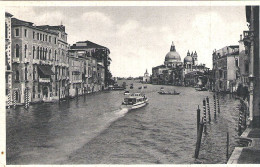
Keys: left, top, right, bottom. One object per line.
{"left": 124, "top": 90, "right": 130, "bottom": 95}
{"left": 195, "top": 87, "right": 208, "bottom": 91}
{"left": 158, "top": 89, "right": 180, "bottom": 95}
{"left": 144, "top": 85, "right": 147, "bottom": 89}
{"left": 121, "top": 93, "right": 148, "bottom": 110}
{"left": 108, "top": 84, "right": 125, "bottom": 91}
{"left": 138, "top": 86, "right": 142, "bottom": 89}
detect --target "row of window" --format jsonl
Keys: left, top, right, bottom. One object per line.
{"left": 14, "top": 28, "right": 57, "bottom": 44}
{"left": 15, "top": 44, "right": 68, "bottom": 62}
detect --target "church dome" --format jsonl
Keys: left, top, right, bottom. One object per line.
{"left": 165, "top": 41, "right": 181, "bottom": 62}
{"left": 184, "top": 51, "right": 193, "bottom": 63}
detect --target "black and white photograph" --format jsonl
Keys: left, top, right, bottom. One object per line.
{"left": 2, "top": 1, "right": 260, "bottom": 165}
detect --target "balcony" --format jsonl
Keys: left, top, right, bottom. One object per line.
{"left": 13, "top": 57, "right": 20, "bottom": 63}
{"left": 33, "top": 59, "right": 40, "bottom": 64}
{"left": 22, "top": 58, "right": 30, "bottom": 64}
{"left": 73, "top": 79, "right": 82, "bottom": 83}
{"left": 39, "top": 77, "right": 51, "bottom": 83}
{"left": 243, "top": 31, "right": 254, "bottom": 46}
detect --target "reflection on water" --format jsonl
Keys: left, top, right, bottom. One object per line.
{"left": 7, "top": 81, "right": 240, "bottom": 164}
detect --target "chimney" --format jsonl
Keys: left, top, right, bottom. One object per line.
{"left": 240, "top": 34, "right": 242, "bottom": 41}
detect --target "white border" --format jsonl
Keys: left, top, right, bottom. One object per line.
{"left": 1, "top": 1, "right": 260, "bottom": 167}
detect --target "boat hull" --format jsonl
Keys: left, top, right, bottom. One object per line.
{"left": 121, "top": 100, "right": 148, "bottom": 110}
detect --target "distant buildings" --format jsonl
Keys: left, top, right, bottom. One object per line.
{"left": 151, "top": 42, "right": 209, "bottom": 86}
{"left": 5, "top": 12, "right": 112, "bottom": 106}
{"left": 142, "top": 69, "right": 150, "bottom": 83}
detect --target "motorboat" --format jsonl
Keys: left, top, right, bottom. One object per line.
{"left": 124, "top": 90, "right": 130, "bottom": 95}
{"left": 122, "top": 93, "right": 148, "bottom": 110}
{"left": 108, "top": 84, "right": 125, "bottom": 90}
{"left": 158, "top": 90, "right": 180, "bottom": 95}
{"left": 195, "top": 87, "right": 208, "bottom": 91}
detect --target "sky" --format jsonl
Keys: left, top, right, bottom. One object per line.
{"left": 6, "top": 6, "right": 248, "bottom": 77}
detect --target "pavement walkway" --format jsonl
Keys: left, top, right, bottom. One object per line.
{"left": 228, "top": 128, "right": 260, "bottom": 164}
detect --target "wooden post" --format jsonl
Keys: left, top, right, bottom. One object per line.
{"left": 203, "top": 99, "right": 207, "bottom": 133}
{"left": 197, "top": 105, "right": 200, "bottom": 136}
{"left": 7, "top": 90, "right": 11, "bottom": 109}
{"left": 206, "top": 96, "right": 211, "bottom": 123}
{"left": 213, "top": 94, "right": 217, "bottom": 120}
{"left": 13, "top": 91, "right": 16, "bottom": 109}
{"left": 195, "top": 121, "right": 204, "bottom": 159}
{"left": 238, "top": 109, "right": 242, "bottom": 136}
{"left": 217, "top": 92, "right": 220, "bottom": 113}
{"left": 226, "top": 132, "right": 229, "bottom": 161}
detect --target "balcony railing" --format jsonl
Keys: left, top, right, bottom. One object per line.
{"left": 73, "top": 79, "right": 82, "bottom": 83}
{"left": 13, "top": 57, "right": 20, "bottom": 63}
{"left": 33, "top": 59, "right": 40, "bottom": 64}
{"left": 22, "top": 58, "right": 30, "bottom": 64}
{"left": 39, "top": 77, "right": 51, "bottom": 83}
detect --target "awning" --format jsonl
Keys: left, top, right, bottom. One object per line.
{"left": 38, "top": 65, "right": 54, "bottom": 76}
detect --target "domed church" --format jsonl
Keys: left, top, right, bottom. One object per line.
{"left": 152, "top": 41, "right": 209, "bottom": 86}
{"left": 164, "top": 41, "right": 183, "bottom": 67}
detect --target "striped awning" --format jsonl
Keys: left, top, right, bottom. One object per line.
{"left": 38, "top": 65, "right": 54, "bottom": 76}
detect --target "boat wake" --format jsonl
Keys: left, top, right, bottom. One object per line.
{"left": 114, "top": 108, "right": 129, "bottom": 117}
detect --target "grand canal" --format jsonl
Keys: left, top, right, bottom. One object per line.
{"left": 6, "top": 81, "right": 241, "bottom": 164}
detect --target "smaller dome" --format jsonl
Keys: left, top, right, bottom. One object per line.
{"left": 184, "top": 56, "right": 193, "bottom": 63}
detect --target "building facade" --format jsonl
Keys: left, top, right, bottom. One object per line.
{"left": 5, "top": 12, "right": 13, "bottom": 107}
{"left": 69, "top": 41, "right": 111, "bottom": 96}
{"left": 11, "top": 17, "right": 62, "bottom": 104}
{"left": 212, "top": 45, "right": 240, "bottom": 92}
{"left": 243, "top": 6, "right": 260, "bottom": 127}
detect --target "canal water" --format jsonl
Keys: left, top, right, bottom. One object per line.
{"left": 6, "top": 80, "right": 241, "bottom": 164}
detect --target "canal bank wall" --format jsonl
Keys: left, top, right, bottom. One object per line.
{"left": 228, "top": 127, "right": 260, "bottom": 164}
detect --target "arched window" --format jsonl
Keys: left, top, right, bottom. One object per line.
{"left": 16, "top": 44, "right": 19, "bottom": 58}
{"left": 25, "top": 67, "right": 27, "bottom": 80}
{"left": 40, "top": 47, "right": 42, "bottom": 60}
{"left": 235, "top": 58, "right": 239, "bottom": 67}
{"left": 37, "top": 46, "right": 39, "bottom": 59}
{"left": 16, "top": 71, "right": 19, "bottom": 81}
{"left": 49, "top": 49, "right": 52, "bottom": 60}
{"left": 33, "top": 46, "right": 35, "bottom": 59}
{"left": 45, "top": 48, "right": 48, "bottom": 60}
{"left": 24, "top": 44, "right": 27, "bottom": 58}
{"left": 55, "top": 50, "right": 57, "bottom": 61}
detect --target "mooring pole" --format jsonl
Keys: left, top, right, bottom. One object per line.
{"left": 217, "top": 92, "right": 220, "bottom": 113}
{"left": 226, "top": 132, "right": 229, "bottom": 162}
{"left": 203, "top": 99, "right": 207, "bottom": 133}
{"left": 213, "top": 94, "right": 217, "bottom": 120}
{"left": 206, "top": 96, "right": 211, "bottom": 123}
{"left": 195, "top": 120, "right": 204, "bottom": 159}
{"left": 197, "top": 105, "right": 200, "bottom": 136}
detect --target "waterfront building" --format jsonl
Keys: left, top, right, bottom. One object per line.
{"left": 37, "top": 24, "right": 70, "bottom": 100}
{"left": 142, "top": 69, "right": 150, "bottom": 83}
{"left": 243, "top": 6, "right": 260, "bottom": 127}
{"left": 152, "top": 42, "right": 183, "bottom": 85}
{"left": 152, "top": 42, "right": 209, "bottom": 86}
{"left": 183, "top": 50, "right": 209, "bottom": 86}
{"left": 11, "top": 17, "right": 60, "bottom": 104}
{"left": 212, "top": 45, "right": 240, "bottom": 92}
{"left": 5, "top": 12, "right": 13, "bottom": 106}
{"left": 69, "top": 41, "right": 111, "bottom": 94}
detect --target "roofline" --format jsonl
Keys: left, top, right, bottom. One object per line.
{"left": 12, "top": 24, "right": 59, "bottom": 35}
